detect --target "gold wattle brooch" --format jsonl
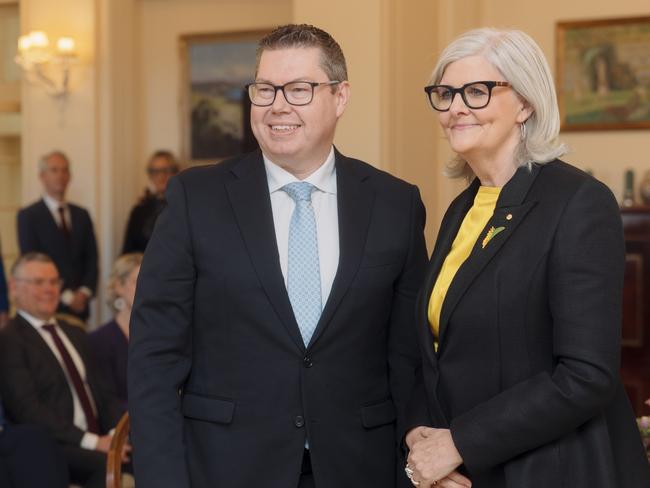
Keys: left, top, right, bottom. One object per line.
{"left": 481, "top": 226, "right": 505, "bottom": 249}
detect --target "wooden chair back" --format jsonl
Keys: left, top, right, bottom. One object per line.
{"left": 106, "top": 411, "right": 130, "bottom": 488}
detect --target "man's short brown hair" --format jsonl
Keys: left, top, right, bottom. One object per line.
{"left": 256, "top": 24, "right": 348, "bottom": 82}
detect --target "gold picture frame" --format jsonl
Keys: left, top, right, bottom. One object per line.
{"left": 556, "top": 16, "right": 650, "bottom": 131}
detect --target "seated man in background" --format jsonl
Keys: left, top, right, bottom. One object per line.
{"left": 0, "top": 253, "right": 126, "bottom": 488}
{"left": 17, "top": 150, "right": 98, "bottom": 320}
{"left": 0, "top": 398, "right": 69, "bottom": 488}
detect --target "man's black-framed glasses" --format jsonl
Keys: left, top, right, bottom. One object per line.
{"left": 424, "top": 81, "right": 510, "bottom": 111}
{"left": 246, "top": 80, "right": 341, "bottom": 107}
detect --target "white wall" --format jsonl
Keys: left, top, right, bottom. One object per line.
{"left": 293, "top": 0, "right": 384, "bottom": 168}
{"left": 20, "top": 0, "right": 96, "bottom": 208}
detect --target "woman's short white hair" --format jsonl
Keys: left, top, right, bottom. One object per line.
{"left": 430, "top": 28, "right": 567, "bottom": 179}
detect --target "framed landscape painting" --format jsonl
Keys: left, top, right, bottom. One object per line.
{"left": 556, "top": 16, "right": 650, "bottom": 131}
{"left": 179, "top": 30, "right": 267, "bottom": 165}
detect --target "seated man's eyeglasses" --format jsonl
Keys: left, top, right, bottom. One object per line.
{"left": 15, "top": 277, "right": 64, "bottom": 288}
{"left": 246, "top": 81, "right": 341, "bottom": 107}
{"left": 147, "top": 167, "right": 175, "bottom": 176}
{"left": 424, "top": 80, "right": 510, "bottom": 111}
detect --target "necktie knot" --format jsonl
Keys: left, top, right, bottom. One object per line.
{"left": 282, "top": 182, "right": 316, "bottom": 202}
{"left": 42, "top": 323, "right": 55, "bottom": 333}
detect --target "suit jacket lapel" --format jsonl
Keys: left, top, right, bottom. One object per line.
{"left": 68, "top": 206, "right": 81, "bottom": 248}
{"left": 437, "top": 164, "right": 541, "bottom": 346}
{"left": 226, "top": 151, "right": 305, "bottom": 352}
{"left": 417, "top": 179, "right": 478, "bottom": 365}
{"left": 14, "top": 315, "right": 69, "bottom": 384}
{"left": 38, "top": 199, "right": 64, "bottom": 240}
{"left": 308, "top": 150, "right": 374, "bottom": 347}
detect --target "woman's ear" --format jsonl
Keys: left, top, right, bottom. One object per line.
{"left": 517, "top": 102, "right": 533, "bottom": 124}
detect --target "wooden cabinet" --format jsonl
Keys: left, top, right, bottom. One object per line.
{"left": 620, "top": 206, "right": 650, "bottom": 416}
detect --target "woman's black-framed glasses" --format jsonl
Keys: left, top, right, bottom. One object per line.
{"left": 424, "top": 80, "right": 510, "bottom": 111}
{"left": 246, "top": 81, "right": 341, "bottom": 107}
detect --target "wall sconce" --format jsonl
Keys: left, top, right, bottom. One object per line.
{"left": 15, "top": 31, "right": 77, "bottom": 98}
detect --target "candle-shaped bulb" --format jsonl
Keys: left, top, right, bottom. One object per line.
{"left": 17, "top": 35, "right": 31, "bottom": 53}
{"left": 57, "top": 37, "right": 75, "bottom": 55}
{"left": 29, "top": 31, "right": 49, "bottom": 49}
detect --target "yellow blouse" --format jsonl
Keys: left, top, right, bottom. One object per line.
{"left": 428, "top": 186, "right": 501, "bottom": 343}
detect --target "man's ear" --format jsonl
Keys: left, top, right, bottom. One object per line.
{"left": 8, "top": 277, "right": 17, "bottom": 303}
{"left": 335, "top": 81, "right": 351, "bottom": 118}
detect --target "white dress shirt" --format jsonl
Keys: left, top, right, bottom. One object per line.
{"left": 18, "top": 310, "right": 99, "bottom": 450}
{"left": 264, "top": 147, "right": 340, "bottom": 308}
{"left": 42, "top": 193, "right": 71, "bottom": 231}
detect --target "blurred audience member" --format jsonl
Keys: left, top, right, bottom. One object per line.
{"left": 89, "top": 253, "right": 143, "bottom": 408}
{"left": 0, "top": 399, "right": 69, "bottom": 488}
{"left": 0, "top": 249, "right": 7, "bottom": 329}
{"left": 16, "top": 150, "right": 98, "bottom": 321}
{"left": 0, "top": 253, "right": 127, "bottom": 488}
{"left": 122, "top": 150, "right": 179, "bottom": 253}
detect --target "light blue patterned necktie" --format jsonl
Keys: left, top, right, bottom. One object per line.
{"left": 283, "top": 182, "right": 322, "bottom": 346}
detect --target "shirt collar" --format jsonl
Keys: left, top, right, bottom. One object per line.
{"left": 42, "top": 193, "right": 66, "bottom": 213}
{"left": 18, "top": 309, "right": 57, "bottom": 330}
{"left": 264, "top": 147, "right": 337, "bottom": 195}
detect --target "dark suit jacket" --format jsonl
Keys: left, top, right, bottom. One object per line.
{"left": 128, "top": 149, "right": 428, "bottom": 488}
{"left": 0, "top": 315, "right": 124, "bottom": 446}
{"left": 121, "top": 193, "right": 166, "bottom": 253}
{"left": 405, "top": 160, "right": 650, "bottom": 487}
{"left": 0, "top": 256, "right": 7, "bottom": 312}
{"left": 17, "top": 199, "right": 98, "bottom": 296}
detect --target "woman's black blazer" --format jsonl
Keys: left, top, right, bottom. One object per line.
{"left": 406, "top": 160, "right": 650, "bottom": 487}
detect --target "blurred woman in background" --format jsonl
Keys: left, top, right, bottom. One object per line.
{"left": 89, "top": 253, "right": 142, "bottom": 408}
{"left": 122, "top": 150, "right": 179, "bottom": 253}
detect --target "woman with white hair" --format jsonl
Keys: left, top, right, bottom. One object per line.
{"left": 402, "top": 28, "right": 650, "bottom": 488}
{"left": 89, "top": 253, "right": 142, "bottom": 408}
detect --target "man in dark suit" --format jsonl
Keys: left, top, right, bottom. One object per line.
{"left": 129, "top": 24, "right": 427, "bottom": 488}
{"left": 0, "top": 253, "right": 127, "bottom": 488}
{"left": 17, "top": 150, "right": 98, "bottom": 320}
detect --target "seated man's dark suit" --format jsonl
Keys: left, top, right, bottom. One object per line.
{"left": 129, "top": 149, "right": 428, "bottom": 488}
{"left": 0, "top": 400, "right": 69, "bottom": 488}
{"left": 0, "top": 255, "right": 7, "bottom": 315}
{"left": 17, "top": 200, "right": 98, "bottom": 319}
{"left": 0, "top": 315, "right": 124, "bottom": 488}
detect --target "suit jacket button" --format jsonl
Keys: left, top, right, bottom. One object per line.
{"left": 294, "top": 415, "right": 305, "bottom": 428}
{"left": 303, "top": 356, "right": 313, "bottom": 368}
